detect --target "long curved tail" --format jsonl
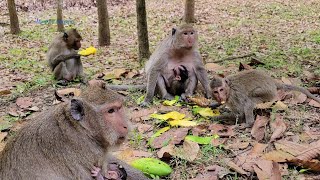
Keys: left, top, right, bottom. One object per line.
{"left": 107, "top": 84, "right": 146, "bottom": 91}
{"left": 276, "top": 83, "right": 320, "bottom": 104}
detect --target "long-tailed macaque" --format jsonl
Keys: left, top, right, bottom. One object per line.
{"left": 210, "top": 70, "right": 320, "bottom": 126}
{"left": 46, "top": 28, "right": 86, "bottom": 85}
{"left": 0, "top": 83, "right": 148, "bottom": 180}
{"left": 141, "top": 24, "right": 212, "bottom": 106}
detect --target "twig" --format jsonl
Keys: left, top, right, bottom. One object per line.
{"left": 210, "top": 53, "right": 255, "bottom": 63}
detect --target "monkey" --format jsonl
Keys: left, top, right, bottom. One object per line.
{"left": 46, "top": 28, "right": 86, "bottom": 85}
{"left": 141, "top": 24, "right": 212, "bottom": 106}
{"left": 210, "top": 70, "right": 320, "bottom": 126}
{"left": 164, "top": 65, "right": 189, "bottom": 96}
{"left": 0, "top": 83, "right": 149, "bottom": 180}
{"left": 91, "top": 162, "right": 127, "bottom": 180}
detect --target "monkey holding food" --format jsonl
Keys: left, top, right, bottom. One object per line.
{"left": 0, "top": 83, "right": 148, "bottom": 180}
{"left": 210, "top": 70, "right": 320, "bottom": 126}
{"left": 47, "top": 28, "right": 86, "bottom": 85}
{"left": 141, "top": 24, "right": 212, "bottom": 106}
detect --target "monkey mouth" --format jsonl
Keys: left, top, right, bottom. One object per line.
{"left": 116, "top": 136, "right": 126, "bottom": 144}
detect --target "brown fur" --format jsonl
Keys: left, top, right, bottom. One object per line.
{"left": 46, "top": 28, "right": 86, "bottom": 82}
{"left": 0, "top": 84, "right": 148, "bottom": 180}
{"left": 142, "top": 24, "right": 212, "bottom": 105}
{"left": 210, "top": 70, "right": 320, "bottom": 126}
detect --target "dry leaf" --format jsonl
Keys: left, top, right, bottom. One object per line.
{"left": 28, "top": 106, "right": 40, "bottom": 112}
{"left": 263, "top": 150, "right": 295, "bottom": 162}
{"left": 307, "top": 87, "right": 320, "bottom": 94}
{"left": 309, "top": 100, "right": 320, "bottom": 108}
{"left": 239, "top": 62, "right": 252, "bottom": 71}
{"left": 182, "top": 140, "right": 200, "bottom": 161}
{"left": 113, "top": 68, "right": 128, "bottom": 78}
{"left": 0, "top": 132, "right": 8, "bottom": 142}
{"left": 273, "top": 101, "right": 288, "bottom": 111}
{"left": 224, "top": 158, "right": 249, "bottom": 175}
{"left": 254, "top": 160, "right": 281, "bottom": 180}
{"left": 56, "top": 88, "right": 81, "bottom": 97}
{"left": 225, "top": 141, "right": 249, "bottom": 150}
{"left": 205, "top": 63, "right": 224, "bottom": 72}
{"left": 157, "top": 144, "right": 176, "bottom": 159}
{"left": 256, "top": 101, "right": 274, "bottom": 109}
{"left": 281, "top": 77, "right": 292, "bottom": 85}
{"left": 250, "top": 143, "right": 268, "bottom": 155}
{"left": 151, "top": 128, "right": 189, "bottom": 149}
{"left": 136, "top": 123, "right": 153, "bottom": 133}
{"left": 16, "top": 97, "right": 33, "bottom": 109}
{"left": 0, "top": 89, "right": 11, "bottom": 96}
{"left": 251, "top": 115, "right": 269, "bottom": 141}
{"left": 208, "top": 124, "right": 234, "bottom": 137}
{"left": 290, "top": 93, "right": 307, "bottom": 104}
{"left": 269, "top": 115, "right": 286, "bottom": 142}
{"left": 188, "top": 96, "right": 211, "bottom": 107}
{"left": 274, "top": 140, "right": 308, "bottom": 156}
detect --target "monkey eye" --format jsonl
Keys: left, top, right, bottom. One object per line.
{"left": 190, "top": 32, "right": 194, "bottom": 35}
{"left": 108, "top": 108, "right": 115, "bottom": 113}
{"left": 183, "top": 32, "right": 188, "bottom": 35}
{"left": 213, "top": 91, "right": 218, "bottom": 94}
{"left": 219, "top": 89, "right": 224, "bottom": 92}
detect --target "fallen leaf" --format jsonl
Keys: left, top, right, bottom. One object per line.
{"left": 0, "top": 132, "right": 8, "bottom": 142}
{"left": 132, "top": 150, "right": 152, "bottom": 158}
{"left": 28, "top": 106, "right": 40, "bottom": 112}
{"left": 307, "top": 87, "right": 320, "bottom": 94}
{"left": 16, "top": 97, "right": 33, "bottom": 109}
{"left": 205, "top": 63, "right": 224, "bottom": 72}
{"left": 136, "top": 123, "right": 153, "bottom": 133}
{"left": 130, "top": 108, "right": 156, "bottom": 122}
{"left": 163, "top": 99, "right": 178, "bottom": 106}
{"left": 254, "top": 160, "right": 281, "bottom": 180}
{"left": 191, "top": 124, "right": 208, "bottom": 136}
{"left": 251, "top": 115, "right": 269, "bottom": 141}
{"left": 274, "top": 140, "right": 309, "bottom": 156}
{"left": 208, "top": 124, "right": 234, "bottom": 137}
{"left": 281, "top": 77, "right": 292, "bottom": 85}
{"left": 225, "top": 141, "right": 249, "bottom": 150}
{"left": 263, "top": 150, "right": 295, "bottom": 162}
{"left": 151, "top": 128, "right": 189, "bottom": 148}
{"left": 250, "top": 143, "right": 268, "bottom": 155}
{"left": 8, "top": 108, "right": 19, "bottom": 117}
{"left": 309, "top": 100, "right": 320, "bottom": 108}
{"left": 169, "top": 119, "right": 198, "bottom": 127}
{"left": 157, "top": 144, "right": 176, "bottom": 159}
{"left": 150, "top": 111, "right": 185, "bottom": 121}
{"left": 113, "top": 68, "right": 128, "bottom": 78}
{"left": 185, "top": 135, "right": 218, "bottom": 145}
{"left": 192, "top": 106, "right": 220, "bottom": 117}
{"left": 182, "top": 140, "right": 200, "bottom": 161}
{"left": 269, "top": 115, "right": 286, "bottom": 142}
{"left": 224, "top": 158, "right": 249, "bottom": 175}
{"left": 239, "top": 62, "right": 252, "bottom": 71}
{"left": 188, "top": 96, "right": 211, "bottom": 107}
{"left": 0, "top": 89, "right": 11, "bottom": 96}
{"left": 273, "top": 101, "right": 288, "bottom": 111}
{"left": 211, "top": 138, "right": 226, "bottom": 147}
{"left": 256, "top": 101, "right": 274, "bottom": 109}
{"left": 290, "top": 93, "right": 307, "bottom": 104}
{"left": 56, "top": 88, "right": 81, "bottom": 97}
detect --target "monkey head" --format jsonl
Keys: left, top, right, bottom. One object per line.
{"left": 70, "top": 84, "right": 129, "bottom": 148}
{"left": 172, "top": 24, "right": 198, "bottom": 50}
{"left": 210, "top": 77, "right": 230, "bottom": 104}
{"left": 173, "top": 65, "right": 188, "bottom": 82}
{"left": 64, "top": 28, "right": 82, "bottom": 50}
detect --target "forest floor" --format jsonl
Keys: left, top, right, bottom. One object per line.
{"left": 0, "top": 0, "right": 320, "bottom": 179}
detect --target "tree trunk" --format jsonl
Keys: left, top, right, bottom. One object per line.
{"left": 136, "top": 0, "right": 150, "bottom": 63}
{"left": 184, "top": 0, "right": 195, "bottom": 23}
{"left": 97, "top": 0, "right": 110, "bottom": 46}
{"left": 57, "top": 0, "right": 64, "bottom": 32}
{"left": 7, "top": 0, "right": 20, "bottom": 34}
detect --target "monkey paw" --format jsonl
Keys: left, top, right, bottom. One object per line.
{"left": 91, "top": 166, "right": 102, "bottom": 178}
{"left": 139, "top": 101, "right": 151, "bottom": 107}
{"left": 163, "top": 93, "right": 174, "bottom": 100}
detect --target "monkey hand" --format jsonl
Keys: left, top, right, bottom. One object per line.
{"left": 139, "top": 101, "right": 151, "bottom": 107}
{"left": 91, "top": 166, "right": 105, "bottom": 180}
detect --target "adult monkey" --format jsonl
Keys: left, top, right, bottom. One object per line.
{"left": 47, "top": 28, "right": 86, "bottom": 85}
{"left": 210, "top": 70, "right": 320, "bottom": 126}
{"left": 0, "top": 83, "right": 149, "bottom": 180}
{"left": 141, "top": 24, "right": 212, "bottom": 106}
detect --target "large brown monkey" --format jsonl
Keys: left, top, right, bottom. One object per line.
{"left": 0, "top": 84, "right": 148, "bottom": 180}
{"left": 46, "top": 28, "right": 86, "bottom": 85}
{"left": 210, "top": 70, "right": 320, "bottom": 126}
{"left": 141, "top": 24, "right": 212, "bottom": 106}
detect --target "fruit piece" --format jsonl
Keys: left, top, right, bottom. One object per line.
{"left": 130, "top": 158, "right": 172, "bottom": 177}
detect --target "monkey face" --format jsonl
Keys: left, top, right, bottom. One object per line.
{"left": 181, "top": 30, "right": 196, "bottom": 49}
{"left": 211, "top": 79, "right": 230, "bottom": 104}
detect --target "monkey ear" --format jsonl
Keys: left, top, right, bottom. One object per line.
{"left": 70, "top": 99, "right": 85, "bottom": 121}
{"left": 63, "top": 32, "right": 68, "bottom": 40}
{"left": 224, "top": 79, "right": 230, "bottom": 85}
{"left": 172, "top": 28, "right": 176, "bottom": 36}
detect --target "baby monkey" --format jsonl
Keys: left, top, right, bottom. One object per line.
{"left": 210, "top": 70, "right": 320, "bottom": 126}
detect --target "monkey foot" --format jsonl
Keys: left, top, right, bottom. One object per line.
{"left": 57, "top": 80, "right": 69, "bottom": 86}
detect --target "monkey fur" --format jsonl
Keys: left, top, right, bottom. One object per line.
{"left": 0, "top": 83, "right": 148, "bottom": 180}
{"left": 46, "top": 28, "right": 86, "bottom": 84}
{"left": 210, "top": 70, "right": 320, "bottom": 126}
{"left": 141, "top": 24, "right": 212, "bottom": 106}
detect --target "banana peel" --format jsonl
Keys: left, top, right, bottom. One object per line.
{"left": 78, "top": 46, "right": 97, "bottom": 56}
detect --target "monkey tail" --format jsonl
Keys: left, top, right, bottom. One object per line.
{"left": 107, "top": 85, "right": 146, "bottom": 91}
{"left": 276, "top": 83, "right": 320, "bottom": 104}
